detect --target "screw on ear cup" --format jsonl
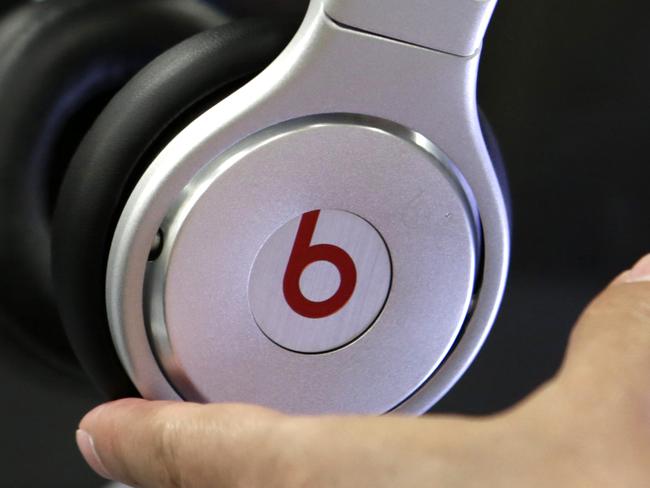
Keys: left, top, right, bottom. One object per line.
{"left": 0, "top": 0, "right": 229, "bottom": 382}
{"left": 52, "top": 19, "right": 295, "bottom": 398}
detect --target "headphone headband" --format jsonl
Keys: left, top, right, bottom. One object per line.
{"left": 322, "top": 0, "right": 497, "bottom": 56}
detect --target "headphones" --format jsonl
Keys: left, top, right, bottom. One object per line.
{"left": 0, "top": 0, "right": 510, "bottom": 415}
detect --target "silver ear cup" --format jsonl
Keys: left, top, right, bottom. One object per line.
{"left": 140, "top": 116, "right": 479, "bottom": 414}
{"left": 106, "top": 1, "right": 509, "bottom": 414}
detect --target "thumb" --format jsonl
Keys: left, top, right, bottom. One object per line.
{"left": 76, "top": 398, "right": 283, "bottom": 488}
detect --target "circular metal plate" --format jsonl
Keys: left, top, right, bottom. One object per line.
{"left": 249, "top": 209, "right": 392, "bottom": 354}
{"left": 143, "top": 115, "right": 479, "bottom": 414}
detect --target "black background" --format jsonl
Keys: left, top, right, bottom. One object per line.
{"left": 0, "top": 1, "right": 648, "bottom": 486}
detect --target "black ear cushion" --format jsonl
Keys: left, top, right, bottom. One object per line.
{"left": 52, "top": 19, "right": 295, "bottom": 398}
{"left": 0, "top": 0, "right": 228, "bottom": 378}
{"left": 478, "top": 109, "right": 512, "bottom": 228}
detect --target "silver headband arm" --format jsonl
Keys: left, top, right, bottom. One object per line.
{"left": 322, "top": 0, "right": 497, "bottom": 57}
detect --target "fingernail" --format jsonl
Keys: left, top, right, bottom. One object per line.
{"left": 621, "top": 254, "right": 650, "bottom": 283}
{"left": 76, "top": 429, "right": 112, "bottom": 480}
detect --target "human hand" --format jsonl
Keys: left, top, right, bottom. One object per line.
{"left": 76, "top": 255, "right": 650, "bottom": 488}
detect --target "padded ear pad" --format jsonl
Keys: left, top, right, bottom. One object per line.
{"left": 52, "top": 19, "right": 294, "bottom": 398}
{"left": 479, "top": 109, "right": 512, "bottom": 227}
{"left": 0, "top": 0, "right": 229, "bottom": 378}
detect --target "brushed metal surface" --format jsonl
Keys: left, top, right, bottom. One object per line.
{"left": 249, "top": 209, "right": 392, "bottom": 354}
{"left": 107, "top": 0, "right": 509, "bottom": 413}
{"left": 143, "top": 117, "right": 478, "bottom": 412}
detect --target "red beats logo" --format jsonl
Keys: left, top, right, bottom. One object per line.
{"left": 250, "top": 208, "right": 391, "bottom": 353}
{"left": 283, "top": 210, "right": 357, "bottom": 319}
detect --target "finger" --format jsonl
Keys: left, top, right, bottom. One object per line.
{"left": 77, "top": 397, "right": 511, "bottom": 488}
{"left": 558, "top": 253, "right": 650, "bottom": 404}
{"left": 612, "top": 253, "right": 650, "bottom": 285}
{"left": 76, "top": 398, "right": 283, "bottom": 488}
